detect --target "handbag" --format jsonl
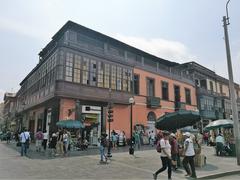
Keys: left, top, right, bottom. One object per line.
{"left": 16, "top": 141, "right": 21, "bottom": 147}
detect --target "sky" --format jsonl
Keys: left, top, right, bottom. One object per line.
{"left": 0, "top": 0, "right": 240, "bottom": 102}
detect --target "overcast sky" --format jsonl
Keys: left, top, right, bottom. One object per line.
{"left": 0, "top": 0, "right": 240, "bottom": 102}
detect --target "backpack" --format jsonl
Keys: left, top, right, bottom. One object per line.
{"left": 156, "top": 140, "right": 161, "bottom": 153}
{"left": 36, "top": 132, "right": 43, "bottom": 140}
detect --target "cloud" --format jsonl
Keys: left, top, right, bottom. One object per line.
{"left": 0, "top": 17, "right": 51, "bottom": 40}
{"left": 114, "top": 34, "right": 196, "bottom": 63}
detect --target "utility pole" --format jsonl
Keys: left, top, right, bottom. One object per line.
{"left": 223, "top": 0, "right": 240, "bottom": 165}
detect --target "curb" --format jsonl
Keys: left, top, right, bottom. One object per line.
{"left": 197, "top": 170, "right": 240, "bottom": 179}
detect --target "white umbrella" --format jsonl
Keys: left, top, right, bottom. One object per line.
{"left": 205, "top": 119, "right": 233, "bottom": 131}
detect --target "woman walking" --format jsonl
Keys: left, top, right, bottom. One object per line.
{"left": 153, "top": 131, "right": 172, "bottom": 180}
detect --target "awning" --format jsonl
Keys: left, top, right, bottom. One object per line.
{"left": 56, "top": 119, "right": 85, "bottom": 129}
{"left": 204, "top": 119, "right": 233, "bottom": 131}
{"left": 155, "top": 110, "right": 200, "bottom": 131}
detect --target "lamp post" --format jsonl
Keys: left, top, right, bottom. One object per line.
{"left": 222, "top": 0, "right": 240, "bottom": 165}
{"left": 129, "top": 97, "right": 134, "bottom": 155}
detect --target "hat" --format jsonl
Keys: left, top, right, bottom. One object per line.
{"left": 183, "top": 132, "right": 191, "bottom": 137}
{"left": 170, "top": 133, "right": 176, "bottom": 138}
{"left": 52, "top": 133, "right": 57, "bottom": 137}
{"left": 162, "top": 131, "right": 170, "bottom": 136}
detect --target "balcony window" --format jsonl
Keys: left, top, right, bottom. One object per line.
{"left": 104, "top": 64, "right": 110, "bottom": 88}
{"left": 111, "top": 65, "right": 117, "bottom": 90}
{"left": 147, "top": 78, "right": 155, "bottom": 97}
{"left": 82, "top": 57, "right": 89, "bottom": 85}
{"left": 162, "top": 81, "right": 169, "bottom": 100}
{"left": 65, "top": 52, "right": 73, "bottom": 82}
{"left": 185, "top": 88, "right": 191, "bottom": 105}
{"left": 133, "top": 74, "right": 139, "bottom": 95}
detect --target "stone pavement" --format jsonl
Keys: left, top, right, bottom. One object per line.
{"left": 0, "top": 141, "right": 240, "bottom": 179}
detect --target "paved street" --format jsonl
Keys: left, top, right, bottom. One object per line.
{"left": 215, "top": 173, "right": 240, "bottom": 179}
{"left": 1, "top": 142, "right": 240, "bottom": 179}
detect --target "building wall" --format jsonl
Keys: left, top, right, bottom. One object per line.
{"left": 134, "top": 68, "right": 197, "bottom": 106}
{"left": 59, "top": 99, "right": 76, "bottom": 120}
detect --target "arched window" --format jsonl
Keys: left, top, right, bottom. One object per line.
{"left": 147, "top": 111, "right": 156, "bottom": 121}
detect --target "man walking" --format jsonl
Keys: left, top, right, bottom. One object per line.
{"left": 182, "top": 132, "right": 197, "bottom": 178}
{"left": 153, "top": 131, "right": 172, "bottom": 180}
{"left": 19, "top": 127, "right": 31, "bottom": 156}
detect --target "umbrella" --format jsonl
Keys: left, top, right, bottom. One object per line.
{"left": 56, "top": 119, "right": 85, "bottom": 129}
{"left": 204, "top": 119, "right": 233, "bottom": 131}
{"left": 155, "top": 110, "right": 200, "bottom": 131}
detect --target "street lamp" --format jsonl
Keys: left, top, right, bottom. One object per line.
{"left": 222, "top": 0, "right": 240, "bottom": 165}
{"left": 129, "top": 97, "right": 134, "bottom": 155}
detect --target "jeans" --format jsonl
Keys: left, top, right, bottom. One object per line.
{"left": 99, "top": 145, "right": 106, "bottom": 161}
{"left": 42, "top": 139, "right": 48, "bottom": 150}
{"left": 21, "top": 143, "right": 27, "bottom": 156}
{"left": 182, "top": 156, "right": 196, "bottom": 178}
{"left": 155, "top": 156, "right": 172, "bottom": 179}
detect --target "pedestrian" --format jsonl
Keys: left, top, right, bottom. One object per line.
{"left": 153, "top": 131, "right": 172, "bottom": 180}
{"left": 19, "top": 127, "right": 31, "bottom": 156}
{"left": 56, "top": 129, "right": 64, "bottom": 156}
{"left": 203, "top": 132, "right": 209, "bottom": 145}
{"left": 170, "top": 133, "right": 178, "bottom": 170}
{"left": 42, "top": 130, "right": 48, "bottom": 151}
{"left": 63, "top": 129, "right": 69, "bottom": 156}
{"left": 49, "top": 133, "right": 57, "bottom": 157}
{"left": 99, "top": 134, "right": 108, "bottom": 163}
{"left": 134, "top": 131, "right": 141, "bottom": 150}
{"left": 182, "top": 132, "right": 197, "bottom": 178}
{"left": 35, "top": 129, "right": 44, "bottom": 152}
{"left": 6, "top": 130, "right": 11, "bottom": 144}
{"left": 111, "top": 130, "right": 117, "bottom": 149}
{"left": 150, "top": 131, "right": 155, "bottom": 147}
{"left": 216, "top": 133, "right": 225, "bottom": 156}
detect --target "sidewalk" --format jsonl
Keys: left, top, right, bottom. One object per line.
{"left": 1, "top": 141, "right": 239, "bottom": 179}
{"left": 3, "top": 140, "right": 154, "bottom": 159}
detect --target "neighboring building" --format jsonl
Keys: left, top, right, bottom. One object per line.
{"left": 15, "top": 21, "right": 197, "bottom": 144}
{"left": 174, "top": 62, "right": 240, "bottom": 128}
{"left": 0, "top": 103, "right": 4, "bottom": 131}
{"left": 3, "top": 93, "right": 17, "bottom": 131}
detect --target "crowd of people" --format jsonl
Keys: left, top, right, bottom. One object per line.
{"left": 13, "top": 128, "right": 83, "bottom": 157}
{"left": 153, "top": 130, "right": 200, "bottom": 180}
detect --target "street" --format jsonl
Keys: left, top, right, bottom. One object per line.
{"left": 1, "top": 142, "right": 240, "bottom": 179}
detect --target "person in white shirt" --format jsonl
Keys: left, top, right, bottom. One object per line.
{"left": 42, "top": 130, "right": 49, "bottom": 151}
{"left": 153, "top": 131, "right": 172, "bottom": 180}
{"left": 182, "top": 132, "right": 197, "bottom": 178}
{"left": 216, "top": 133, "right": 225, "bottom": 156}
{"left": 20, "top": 127, "right": 31, "bottom": 156}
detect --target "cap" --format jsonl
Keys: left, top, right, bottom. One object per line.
{"left": 183, "top": 132, "right": 191, "bottom": 137}
{"left": 170, "top": 133, "right": 176, "bottom": 138}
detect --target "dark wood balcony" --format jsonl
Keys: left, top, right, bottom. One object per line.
{"left": 146, "top": 96, "right": 160, "bottom": 108}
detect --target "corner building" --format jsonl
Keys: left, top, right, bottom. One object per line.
{"left": 16, "top": 21, "right": 197, "bottom": 144}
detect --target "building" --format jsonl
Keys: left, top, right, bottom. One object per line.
{"left": 174, "top": 62, "right": 240, "bottom": 129}
{"left": 0, "top": 102, "right": 4, "bottom": 131}
{"left": 3, "top": 93, "right": 17, "bottom": 131}
{"left": 15, "top": 21, "right": 197, "bottom": 144}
